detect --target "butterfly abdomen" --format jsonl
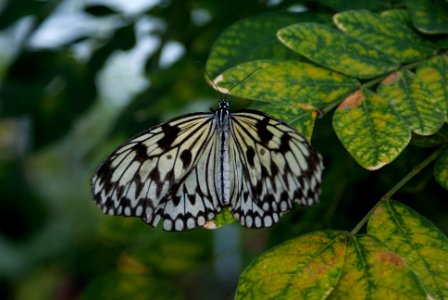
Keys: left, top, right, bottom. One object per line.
{"left": 216, "top": 105, "right": 231, "bottom": 206}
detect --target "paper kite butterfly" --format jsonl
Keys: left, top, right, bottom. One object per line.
{"left": 91, "top": 96, "right": 323, "bottom": 231}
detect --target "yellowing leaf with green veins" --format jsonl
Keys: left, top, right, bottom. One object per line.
{"left": 254, "top": 102, "right": 317, "bottom": 140}
{"left": 206, "top": 11, "right": 330, "bottom": 78}
{"left": 236, "top": 231, "right": 347, "bottom": 300}
{"left": 378, "top": 69, "right": 445, "bottom": 136}
{"left": 330, "top": 235, "right": 426, "bottom": 300}
{"left": 407, "top": 0, "right": 448, "bottom": 34}
{"left": 368, "top": 200, "right": 448, "bottom": 300}
{"left": 334, "top": 10, "right": 435, "bottom": 63}
{"left": 236, "top": 231, "right": 427, "bottom": 300}
{"left": 333, "top": 89, "right": 411, "bottom": 170}
{"left": 434, "top": 148, "right": 448, "bottom": 190}
{"left": 214, "top": 60, "right": 359, "bottom": 110}
{"left": 420, "top": 55, "right": 448, "bottom": 119}
{"left": 277, "top": 23, "right": 398, "bottom": 79}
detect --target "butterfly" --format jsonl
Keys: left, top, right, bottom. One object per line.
{"left": 91, "top": 98, "right": 323, "bottom": 231}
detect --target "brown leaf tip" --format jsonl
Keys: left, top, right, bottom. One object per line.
{"left": 338, "top": 90, "right": 362, "bottom": 109}
{"left": 377, "top": 251, "right": 406, "bottom": 267}
{"left": 382, "top": 72, "right": 400, "bottom": 85}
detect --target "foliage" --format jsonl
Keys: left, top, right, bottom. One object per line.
{"left": 0, "top": 0, "right": 447, "bottom": 299}
{"left": 205, "top": 1, "right": 448, "bottom": 298}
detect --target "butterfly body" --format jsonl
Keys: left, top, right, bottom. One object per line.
{"left": 216, "top": 99, "right": 232, "bottom": 205}
{"left": 91, "top": 99, "right": 323, "bottom": 231}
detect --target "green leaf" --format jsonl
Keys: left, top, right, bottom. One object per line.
{"left": 434, "top": 148, "right": 448, "bottom": 190}
{"left": 254, "top": 102, "right": 318, "bottom": 140}
{"left": 206, "top": 11, "right": 330, "bottom": 78}
{"left": 236, "top": 231, "right": 427, "bottom": 299}
{"left": 380, "top": 9, "right": 412, "bottom": 23}
{"left": 277, "top": 23, "right": 398, "bottom": 79}
{"left": 330, "top": 235, "right": 426, "bottom": 299}
{"left": 406, "top": 0, "right": 448, "bottom": 34}
{"left": 236, "top": 231, "right": 347, "bottom": 300}
{"left": 368, "top": 200, "right": 448, "bottom": 300}
{"left": 203, "top": 209, "right": 235, "bottom": 229}
{"left": 420, "top": 55, "right": 448, "bottom": 119}
{"left": 334, "top": 10, "right": 435, "bottom": 63}
{"left": 214, "top": 59, "right": 360, "bottom": 110}
{"left": 378, "top": 69, "right": 446, "bottom": 136}
{"left": 333, "top": 89, "right": 411, "bottom": 170}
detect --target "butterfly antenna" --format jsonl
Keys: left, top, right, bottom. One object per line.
{"left": 198, "top": 60, "right": 263, "bottom": 101}
{"left": 197, "top": 61, "right": 226, "bottom": 100}
{"left": 226, "top": 67, "right": 262, "bottom": 96}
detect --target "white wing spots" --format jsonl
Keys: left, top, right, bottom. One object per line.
{"left": 135, "top": 205, "right": 143, "bottom": 216}
{"left": 175, "top": 219, "right": 183, "bottom": 231}
{"left": 264, "top": 215, "right": 273, "bottom": 227}
{"left": 163, "top": 219, "right": 172, "bottom": 230}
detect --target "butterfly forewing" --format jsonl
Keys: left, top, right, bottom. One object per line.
{"left": 91, "top": 101, "right": 323, "bottom": 231}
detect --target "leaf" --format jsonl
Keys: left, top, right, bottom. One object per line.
{"left": 434, "top": 148, "right": 448, "bottom": 190}
{"left": 420, "top": 55, "right": 448, "bottom": 119}
{"left": 206, "top": 11, "right": 330, "bottom": 78}
{"left": 380, "top": 9, "right": 412, "bottom": 23}
{"left": 334, "top": 10, "right": 435, "bottom": 63}
{"left": 213, "top": 59, "right": 360, "bottom": 110}
{"left": 254, "top": 102, "right": 318, "bottom": 140}
{"left": 203, "top": 209, "right": 235, "bottom": 229}
{"left": 333, "top": 89, "right": 411, "bottom": 170}
{"left": 236, "top": 231, "right": 427, "bottom": 299}
{"left": 277, "top": 23, "right": 398, "bottom": 79}
{"left": 236, "top": 231, "right": 347, "bottom": 300}
{"left": 330, "top": 235, "right": 426, "bottom": 299}
{"left": 406, "top": 0, "right": 448, "bottom": 34}
{"left": 368, "top": 200, "right": 448, "bottom": 300}
{"left": 378, "top": 69, "right": 446, "bottom": 136}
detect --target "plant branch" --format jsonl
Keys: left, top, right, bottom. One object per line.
{"left": 351, "top": 144, "right": 447, "bottom": 235}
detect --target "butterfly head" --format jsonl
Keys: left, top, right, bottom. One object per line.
{"left": 219, "top": 98, "right": 229, "bottom": 110}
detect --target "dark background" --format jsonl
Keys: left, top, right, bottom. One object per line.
{"left": 0, "top": 0, "right": 447, "bottom": 299}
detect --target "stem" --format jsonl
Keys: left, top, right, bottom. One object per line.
{"left": 351, "top": 144, "right": 447, "bottom": 235}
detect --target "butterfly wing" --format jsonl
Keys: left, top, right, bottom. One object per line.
{"left": 91, "top": 112, "right": 221, "bottom": 231}
{"left": 228, "top": 109, "right": 323, "bottom": 228}
{"left": 154, "top": 130, "right": 223, "bottom": 230}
